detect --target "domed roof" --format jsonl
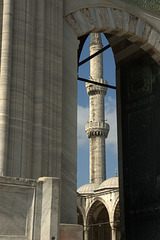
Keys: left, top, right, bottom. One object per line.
{"left": 98, "top": 176, "right": 119, "bottom": 191}
{"left": 77, "top": 183, "right": 99, "bottom": 194}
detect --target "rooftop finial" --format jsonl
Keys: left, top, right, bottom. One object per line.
{"left": 115, "top": 169, "right": 117, "bottom": 177}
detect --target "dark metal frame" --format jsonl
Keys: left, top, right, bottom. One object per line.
{"left": 78, "top": 44, "right": 110, "bottom": 66}
{"left": 78, "top": 77, "right": 116, "bottom": 90}
{"left": 78, "top": 43, "right": 116, "bottom": 90}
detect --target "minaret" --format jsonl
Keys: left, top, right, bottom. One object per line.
{"left": 85, "top": 33, "right": 109, "bottom": 185}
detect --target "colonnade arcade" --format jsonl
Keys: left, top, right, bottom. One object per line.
{"left": 77, "top": 198, "right": 120, "bottom": 240}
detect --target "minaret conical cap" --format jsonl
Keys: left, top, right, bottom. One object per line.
{"left": 90, "top": 33, "right": 102, "bottom": 46}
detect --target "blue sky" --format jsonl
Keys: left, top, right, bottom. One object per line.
{"left": 77, "top": 34, "right": 118, "bottom": 189}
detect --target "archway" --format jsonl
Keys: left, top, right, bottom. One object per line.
{"left": 65, "top": 4, "right": 160, "bottom": 239}
{"left": 113, "top": 201, "right": 120, "bottom": 240}
{"left": 86, "top": 200, "right": 111, "bottom": 240}
{"left": 77, "top": 33, "right": 117, "bottom": 187}
{"left": 66, "top": 7, "right": 160, "bottom": 65}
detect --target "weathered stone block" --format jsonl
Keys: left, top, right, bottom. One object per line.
{"left": 0, "top": 176, "right": 61, "bottom": 240}
{"left": 59, "top": 224, "right": 83, "bottom": 240}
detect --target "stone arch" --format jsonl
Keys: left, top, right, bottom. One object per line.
{"left": 114, "top": 201, "right": 120, "bottom": 222}
{"left": 86, "top": 199, "right": 111, "bottom": 240}
{"left": 65, "top": 7, "right": 160, "bottom": 64}
{"left": 110, "top": 196, "right": 119, "bottom": 223}
{"left": 86, "top": 197, "right": 110, "bottom": 219}
{"left": 65, "top": 3, "right": 160, "bottom": 238}
{"left": 77, "top": 202, "right": 85, "bottom": 221}
{"left": 113, "top": 201, "right": 120, "bottom": 240}
{"left": 77, "top": 206, "right": 84, "bottom": 226}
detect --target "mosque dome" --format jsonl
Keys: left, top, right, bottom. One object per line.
{"left": 77, "top": 183, "right": 99, "bottom": 194}
{"left": 98, "top": 176, "right": 119, "bottom": 191}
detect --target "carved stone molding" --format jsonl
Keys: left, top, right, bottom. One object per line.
{"left": 65, "top": 7, "right": 160, "bottom": 64}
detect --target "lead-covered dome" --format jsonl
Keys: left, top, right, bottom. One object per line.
{"left": 98, "top": 177, "right": 119, "bottom": 191}
{"left": 77, "top": 183, "right": 99, "bottom": 194}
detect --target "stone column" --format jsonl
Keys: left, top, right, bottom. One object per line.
{"left": 0, "top": 0, "right": 13, "bottom": 176}
{"left": 5, "top": 0, "right": 34, "bottom": 178}
{"left": 32, "top": 0, "right": 45, "bottom": 179}
{"left": 111, "top": 226, "right": 117, "bottom": 240}
{"left": 84, "top": 226, "right": 89, "bottom": 240}
{"left": 38, "top": 177, "right": 61, "bottom": 240}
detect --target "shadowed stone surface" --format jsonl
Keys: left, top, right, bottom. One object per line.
{"left": 60, "top": 224, "right": 83, "bottom": 240}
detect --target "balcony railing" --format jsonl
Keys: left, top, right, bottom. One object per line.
{"left": 85, "top": 121, "right": 109, "bottom": 131}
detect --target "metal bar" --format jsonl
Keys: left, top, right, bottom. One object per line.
{"left": 78, "top": 44, "right": 110, "bottom": 66}
{"left": 78, "top": 77, "right": 116, "bottom": 90}
{"left": 86, "top": 220, "right": 120, "bottom": 227}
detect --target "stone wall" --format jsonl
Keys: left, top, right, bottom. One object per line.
{"left": 0, "top": 0, "right": 78, "bottom": 225}
{"left": 0, "top": 176, "right": 61, "bottom": 240}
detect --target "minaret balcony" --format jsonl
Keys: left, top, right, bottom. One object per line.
{"left": 85, "top": 121, "right": 109, "bottom": 138}
{"left": 86, "top": 78, "right": 108, "bottom": 96}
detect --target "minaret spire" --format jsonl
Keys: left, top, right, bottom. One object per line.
{"left": 85, "top": 33, "right": 110, "bottom": 185}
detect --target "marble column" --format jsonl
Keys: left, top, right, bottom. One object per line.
{"left": 0, "top": 0, "right": 13, "bottom": 176}
{"left": 112, "top": 227, "right": 117, "bottom": 240}
{"left": 39, "top": 177, "right": 61, "bottom": 240}
{"left": 84, "top": 226, "right": 89, "bottom": 240}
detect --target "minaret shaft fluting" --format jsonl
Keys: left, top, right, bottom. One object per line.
{"left": 85, "top": 33, "right": 109, "bottom": 185}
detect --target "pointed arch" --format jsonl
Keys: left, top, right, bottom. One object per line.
{"left": 86, "top": 199, "right": 111, "bottom": 240}
{"left": 77, "top": 206, "right": 84, "bottom": 226}
{"left": 110, "top": 196, "right": 119, "bottom": 223}
{"left": 113, "top": 201, "right": 121, "bottom": 240}
{"left": 65, "top": 7, "right": 160, "bottom": 64}
{"left": 86, "top": 197, "right": 110, "bottom": 219}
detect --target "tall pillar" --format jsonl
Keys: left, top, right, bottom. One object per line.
{"left": 112, "top": 227, "right": 117, "bottom": 240}
{"left": 85, "top": 33, "right": 109, "bottom": 185}
{"left": 84, "top": 226, "right": 89, "bottom": 240}
{"left": 0, "top": 0, "right": 13, "bottom": 176}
